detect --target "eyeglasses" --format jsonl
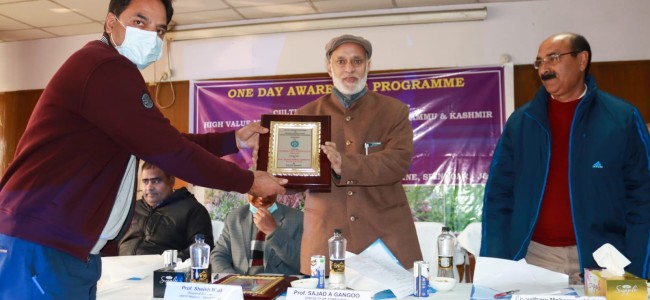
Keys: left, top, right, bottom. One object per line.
{"left": 533, "top": 51, "right": 577, "bottom": 69}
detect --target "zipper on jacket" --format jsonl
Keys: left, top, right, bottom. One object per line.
{"left": 131, "top": 209, "right": 155, "bottom": 255}
{"left": 514, "top": 112, "right": 551, "bottom": 260}
{"left": 566, "top": 92, "right": 589, "bottom": 275}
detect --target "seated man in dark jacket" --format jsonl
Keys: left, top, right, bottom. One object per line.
{"left": 119, "top": 162, "right": 214, "bottom": 261}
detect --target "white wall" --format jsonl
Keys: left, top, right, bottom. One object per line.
{"left": 1, "top": 0, "right": 648, "bottom": 93}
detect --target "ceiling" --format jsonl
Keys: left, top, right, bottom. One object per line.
{"left": 0, "top": 0, "right": 530, "bottom": 43}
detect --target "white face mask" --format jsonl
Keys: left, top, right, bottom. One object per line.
{"left": 111, "top": 18, "right": 163, "bottom": 70}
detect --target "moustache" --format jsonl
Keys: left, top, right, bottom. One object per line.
{"left": 541, "top": 72, "right": 557, "bottom": 81}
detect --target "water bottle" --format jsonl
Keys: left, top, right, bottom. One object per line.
{"left": 190, "top": 233, "right": 210, "bottom": 283}
{"left": 328, "top": 229, "right": 347, "bottom": 289}
{"left": 437, "top": 226, "right": 455, "bottom": 279}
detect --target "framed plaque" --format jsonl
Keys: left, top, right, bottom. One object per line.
{"left": 214, "top": 275, "right": 298, "bottom": 300}
{"left": 258, "top": 114, "right": 331, "bottom": 192}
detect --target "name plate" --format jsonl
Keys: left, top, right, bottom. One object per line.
{"left": 513, "top": 296, "right": 605, "bottom": 300}
{"left": 286, "top": 288, "right": 372, "bottom": 300}
{"left": 164, "top": 282, "right": 243, "bottom": 299}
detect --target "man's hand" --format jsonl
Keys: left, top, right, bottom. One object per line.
{"left": 253, "top": 206, "right": 277, "bottom": 235}
{"left": 321, "top": 141, "right": 342, "bottom": 175}
{"left": 236, "top": 122, "right": 268, "bottom": 150}
{"left": 248, "top": 171, "right": 287, "bottom": 198}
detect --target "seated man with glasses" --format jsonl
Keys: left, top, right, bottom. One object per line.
{"left": 481, "top": 32, "right": 650, "bottom": 283}
{"left": 119, "top": 162, "right": 214, "bottom": 261}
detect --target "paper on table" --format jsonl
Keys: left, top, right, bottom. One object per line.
{"left": 359, "top": 239, "right": 402, "bottom": 267}
{"left": 345, "top": 240, "right": 413, "bottom": 299}
{"left": 473, "top": 257, "right": 568, "bottom": 295}
{"left": 471, "top": 285, "right": 579, "bottom": 300}
{"left": 99, "top": 254, "right": 162, "bottom": 283}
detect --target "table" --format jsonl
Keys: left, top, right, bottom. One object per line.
{"left": 100, "top": 275, "right": 650, "bottom": 300}
{"left": 97, "top": 276, "right": 477, "bottom": 300}
{"left": 98, "top": 275, "right": 156, "bottom": 300}
{"left": 95, "top": 255, "right": 639, "bottom": 300}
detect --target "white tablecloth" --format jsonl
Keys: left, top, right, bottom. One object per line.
{"left": 92, "top": 255, "right": 620, "bottom": 300}
{"left": 97, "top": 276, "right": 476, "bottom": 300}
{"left": 98, "top": 275, "right": 156, "bottom": 300}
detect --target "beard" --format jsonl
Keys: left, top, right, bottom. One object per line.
{"left": 331, "top": 67, "right": 368, "bottom": 96}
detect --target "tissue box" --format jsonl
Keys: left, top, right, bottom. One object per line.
{"left": 153, "top": 267, "right": 190, "bottom": 298}
{"left": 584, "top": 268, "right": 647, "bottom": 300}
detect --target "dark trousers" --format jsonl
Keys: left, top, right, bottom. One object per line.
{"left": 0, "top": 233, "right": 101, "bottom": 299}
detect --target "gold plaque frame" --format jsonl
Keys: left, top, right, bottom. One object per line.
{"left": 267, "top": 121, "right": 321, "bottom": 176}
{"left": 218, "top": 275, "right": 283, "bottom": 296}
{"left": 214, "top": 274, "right": 298, "bottom": 300}
{"left": 258, "top": 114, "right": 331, "bottom": 192}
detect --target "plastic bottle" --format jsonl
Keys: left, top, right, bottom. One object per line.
{"left": 328, "top": 229, "right": 347, "bottom": 289}
{"left": 437, "top": 226, "right": 455, "bottom": 279}
{"left": 190, "top": 233, "right": 210, "bottom": 283}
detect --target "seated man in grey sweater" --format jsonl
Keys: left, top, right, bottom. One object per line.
{"left": 210, "top": 194, "right": 303, "bottom": 275}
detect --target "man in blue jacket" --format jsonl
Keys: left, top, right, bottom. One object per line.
{"left": 481, "top": 32, "right": 650, "bottom": 284}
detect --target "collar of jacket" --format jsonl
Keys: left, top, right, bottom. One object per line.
{"left": 144, "top": 187, "right": 192, "bottom": 209}
{"left": 524, "top": 74, "right": 598, "bottom": 126}
{"left": 332, "top": 86, "right": 368, "bottom": 108}
{"left": 99, "top": 32, "right": 111, "bottom": 47}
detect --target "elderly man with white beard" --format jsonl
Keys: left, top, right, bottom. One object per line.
{"left": 296, "top": 34, "right": 423, "bottom": 275}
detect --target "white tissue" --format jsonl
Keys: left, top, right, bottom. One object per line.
{"left": 174, "top": 258, "right": 191, "bottom": 271}
{"left": 592, "top": 243, "right": 630, "bottom": 276}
